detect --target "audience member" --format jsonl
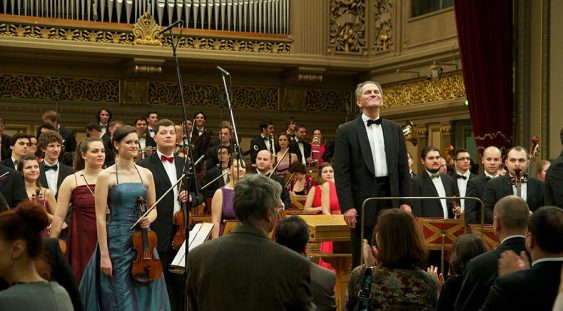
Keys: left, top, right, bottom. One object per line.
{"left": 480, "top": 206, "right": 563, "bottom": 310}
{"left": 276, "top": 216, "right": 337, "bottom": 311}
{"left": 0, "top": 201, "right": 73, "bottom": 310}
{"left": 455, "top": 195, "right": 530, "bottom": 311}
{"left": 346, "top": 209, "right": 436, "bottom": 310}
{"left": 187, "top": 174, "right": 314, "bottom": 310}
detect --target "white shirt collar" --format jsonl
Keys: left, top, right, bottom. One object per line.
{"left": 361, "top": 113, "right": 380, "bottom": 123}
{"left": 532, "top": 257, "right": 563, "bottom": 267}
{"left": 485, "top": 171, "right": 499, "bottom": 179}
{"left": 500, "top": 235, "right": 526, "bottom": 245}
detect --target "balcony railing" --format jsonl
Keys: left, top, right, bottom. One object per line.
{"left": 0, "top": 0, "right": 289, "bottom": 34}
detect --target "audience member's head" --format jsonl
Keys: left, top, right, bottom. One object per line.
{"left": 526, "top": 206, "right": 563, "bottom": 259}
{"left": 493, "top": 195, "right": 530, "bottom": 239}
{"left": 234, "top": 174, "right": 282, "bottom": 233}
{"left": 275, "top": 216, "right": 309, "bottom": 254}
{"left": 449, "top": 234, "right": 488, "bottom": 276}
{"left": 375, "top": 209, "right": 427, "bottom": 269}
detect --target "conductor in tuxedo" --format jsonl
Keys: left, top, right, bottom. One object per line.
{"left": 483, "top": 146, "right": 545, "bottom": 214}
{"left": 137, "top": 119, "right": 190, "bottom": 311}
{"left": 411, "top": 146, "right": 458, "bottom": 219}
{"left": 187, "top": 174, "right": 314, "bottom": 310}
{"left": 480, "top": 206, "right": 563, "bottom": 311}
{"left": 545, "top": 127, "right": 563, "bottom": 208}
{"left": 334, "top": 81, "right": 412, "bottom": 267}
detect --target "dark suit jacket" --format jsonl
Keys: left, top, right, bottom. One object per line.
{"left": 545, "top": 152, "right": 563, "bottom": 208}
{"left": 480, "top": 260, "right": 562, "bottom": 311}
{"left": 465, "top": 174, "right": 493, "bottom": 224}
{"left": 58, "top": 125, "right": 77, "bottom": 152}
{"left": 137, "top": 153, "right": 185, "bottom": 253}
{"left": 202, "top": 166, "right": 226, "bottom": 199}
{"left": 411, "top": 172, "right": 456, "bottom": 218}
{"left": 334, "top": 116, "right": 411, "bottom": 227}
{"left": 187, "top": 224, "right": 314, "bottom": 310}
{"left": 484, "top": 174, "right": 545, "bottom": 213}
{"left": 0, "top": 133, "right": 11, "bottom": 161}
{"left": 0, "top": 165, "right": 28, "bottom": 208}
{"left": 454, "top": 236, "right": 527, "bottom": 311}
{"left": 39, "top": 162, "right": 74, "bottom": 199}
{"left": 311, "top": 262, "right": 337, "bottom": 311}
{"left": 451, "top": 171, "right": 477, "bottom": 198}
{"left": 250, "top": 135, "right": 275, "bottom": 164}
{"left": 290, "top": 139, "right": 312, "bottom": 165}
{"left": 1, "top": 157, "right": 17, "bottom": 170}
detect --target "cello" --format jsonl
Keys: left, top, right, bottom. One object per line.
{"left": 131, "top": 196, "right": 163, "bottom": 283}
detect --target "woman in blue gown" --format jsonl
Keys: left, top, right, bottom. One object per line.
{"left": 80, "top": 125, "right": 171, "bottom": 311}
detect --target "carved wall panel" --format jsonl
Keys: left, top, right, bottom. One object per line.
{"left": 373, "top": 0, "right": 393, "bottom": 53}
{"left": 383, "top": 74, "right": 466, "bottom": 108}
{"left": 328, "top": 0, "right": 367, "bottom": 55}
{"left": 0, "top": 74, "right": 120, "bottom": 103}
{"left": 304, "top": 89, "right": 353, "bottom": 112}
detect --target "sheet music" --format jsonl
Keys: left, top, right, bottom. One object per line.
{"left": 170, "top": 222, "right": 213, "bottom": 269}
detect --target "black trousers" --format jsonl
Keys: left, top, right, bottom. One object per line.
{"left": 159, "top": 248, "right": 187, "bottom": 311}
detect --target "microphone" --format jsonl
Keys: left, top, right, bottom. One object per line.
{"left": 216, "top": 66, "right": 230, "bottom": 76}
{"left": 158, "top": 20, "right": 184, "bottom": 35}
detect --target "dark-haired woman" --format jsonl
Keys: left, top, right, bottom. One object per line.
{"left": 50, "top": 137, "right": 105, "bottom": 285}
{"left": 0, "top": 202, "right": 73, "bottom": 310}
{"left": 346, "top": 209, "right": 437, "bottom": 310}
{"left": 17, "top": 153, "right": 56, "bottom": 222}
{"left": 79, "top": 125, "right": 170, "bottom": 310}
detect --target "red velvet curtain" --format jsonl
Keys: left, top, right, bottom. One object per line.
{"left": 454, "top": 0, "right": 513, "bottom": 154}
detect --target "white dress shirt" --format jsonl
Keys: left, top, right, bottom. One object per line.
{"left": 362, "top": 114, "right": 388, "bottom": 177}
{"left": 157, "top": 151, "right": 180, "bottom": 214}
{"left": 43, "top": 160, "right": 59, "bottom": 196}
{"left": 456, "top": 170, "right": 471, "bottom": 211}
{"left": 509, "top": 174, "right": 527, "bottom": 201}
{"left": 426, "top": 170, "right": 448, "bottom": 219}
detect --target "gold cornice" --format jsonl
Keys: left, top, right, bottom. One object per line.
{"left": 383, "top": 73, "right": 466, "bottom": 108}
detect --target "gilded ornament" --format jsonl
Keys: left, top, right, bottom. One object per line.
{"left": 133, "top": 12, "right": 162, "bottom": 46}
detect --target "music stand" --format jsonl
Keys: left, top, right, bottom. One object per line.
{"left": 417, "top": 218, "right": 465, "bottom": 273}
{"left": 469, "top": 224, "right": 499, "bottom": 249}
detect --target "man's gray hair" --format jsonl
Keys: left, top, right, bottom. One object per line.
{"left": 234, "top": 174, "right": 282, "bottom": 225}
{"left": 355, "top": 81, "right": 383, "bottom": 101}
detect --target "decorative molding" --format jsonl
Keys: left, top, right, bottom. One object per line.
{"left": 0, "top": 74, "right": 119, "bottom": 103}
{"left": 328, "top": 0, "right": 367, "bottom": 55}
{"left": 133, "top": 12, "right": 162, "bottom": 46}
{"left": 383, "top": 73, "right": 466, "bottom": 108}
{"left": 373, "top": 0, "right": 393, "bottom": 54}
{"left": 0, "top": 20, "right": 292, "bottom": 54}
{"left": 304, "top": 89, "right": 353, "bottom": 112}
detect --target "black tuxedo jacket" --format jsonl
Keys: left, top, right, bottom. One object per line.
{"left": 250, "top": 135, "right": 275, "bottom": 164}
{"left": 202, "top": 166, "right": 226, "bottom": 199}
{"left": 58, "top": 125, "right": 77, "bottom": 152}
{"left": 464, "top": 174, "right": 493, "bottom": 224}
{"left": 1, "top": 157, "right": 17, "bottom": 170}
{"left": 0, "top": 165, "right": 27, "bottom": 208}
{"left": 545, "top": 152, "right": 563, "bottom": 208}
{"left": 137, "top": 153, "right": 185, "bottom": 253}
{"left": 0, "top": 133, "right": 11, "bottom": 161}
{"left": 411, "top": 172, "right": 456, "bottom": 218}
{"left": 290, "top": 140, "right": 312, "bottom": 165}
{"left": 480, "top": 260, "right": 562, "bottom": 311}
{"left": 484, "top": 174, "right": 545, "bottom": 213}
{"left": 454, "top": 236, "right": 528, "bottom": 311}
{"left": 39, "top": 162, "right": 74, "bottom": 198}
{"left": 333, "top": 116, "right": 411, "bottom": 227}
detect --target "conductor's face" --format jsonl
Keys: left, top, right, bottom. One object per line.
{"left": 357, "top": 83, "right": 383, "bottom": 110}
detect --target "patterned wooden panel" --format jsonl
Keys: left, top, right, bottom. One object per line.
{"left": 417, "top": 218, "right": 466, "bottom": 251}
{"left": 469, "top": 224, "right": 499, "bottom": 250}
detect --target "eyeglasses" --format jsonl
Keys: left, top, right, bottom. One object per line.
{"left": 456, "top": 157, "right": 471, "bottom": 161}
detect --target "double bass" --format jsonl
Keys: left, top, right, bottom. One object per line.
{"left": 131, "top": 197, "right": 162, "bottom": 283}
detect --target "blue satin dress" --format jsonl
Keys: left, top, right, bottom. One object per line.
{"left": 79, "top": 168, "right": 171, "bottom": 311}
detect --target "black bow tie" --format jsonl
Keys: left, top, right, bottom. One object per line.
{"left": 456, "top": 174, "right": 467, "bottom": 180}
{"left": 430, "top": 173, "right": 440, "bottom": 179}
{"left": 485, "top": 176, "right": 492, "bottom": 181}
{"left": 366, "top": 119, "right": 382, "bottom": 127}
{"left": 297, "top": 140, "right": 305, "bottom": 144}
{"left": 44, "top": 164, "right": 58, "bottom": 172}
{"left": 263, "top": 137, "right": 270, "bottom": 141}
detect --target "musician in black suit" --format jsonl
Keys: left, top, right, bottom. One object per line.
{"left": 289, "top": 124, "right": 312, "bottom": 166}
{"left": 411, "top": 146, "right": 458, "bottom": 219}
{"left": 96, "top": 108, "right": 112, "bottom": 136}
{"left": 333, "top": 81, "right": 412, "bottom": 267}
{"left": 484, "top": 146, "right": 545, "bottom": 214}
{"left": 0, "top": 118, "right": 12, "bottom": 162}
{"left": 0, "top": 165, "right": 27, "bottom": 208}
{"left": 202, "top": 145, "right": 231, "bottom": 199}
{"left": 137, "top": 119, "right": 189, "bottom": 311}
{"left": 249, "top": 120, "right": 276, "bottom": 165}
{"left": 38, "top": 130, "right": 74, "bottom": 199}
{"left": 464, "top": 146, "right": 503, "bottom": 225}
{"left": 42, "top": 110, "right": 77, "bottom": 153}
{"left": 134, "top": 117, "right": 156, "bottom": 158}
{"left": 407, "top": 152, "right": 416, "bottom": 179}
{"left": 190, "top": 111, "right": 213, "bottom": 167}
{"left": 1, "top": 134, "right": 30, "bottom": 170}
{"left": 204, "top": 125, "right": 233, "bottom": 171}
{"left": 454, "top": 195, "right": 530, "bottom": 311}
{"left": 253, "top": 150, "right": 291, "bottom": 210}
{"left": 480, "top": 206, "right": 563, "bottom": 311}
{"left": 450, "top": 148, "right": 477, "bottom": 212}
{"left": 545, "top": 127, "right": 563, "bottom": 208}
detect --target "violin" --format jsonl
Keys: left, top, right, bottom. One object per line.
{"left": 131, "top": 197, "right": 162, "bottom": 283}
{"left": 171, "top": 204, "right": 200, "bottom": 251}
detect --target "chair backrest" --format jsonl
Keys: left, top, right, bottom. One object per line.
{"left": 291, "top": 195, "right": 308, "bottom": 210}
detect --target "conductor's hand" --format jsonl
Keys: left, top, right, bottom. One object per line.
{"left": 400, "top": 204, "right": 412, "bottom": 214}
{"left": 101, "top": 255, "right": 113, "bottom": 277}
{"left": 343, "top": 208, "right": 358, "bottom": 229}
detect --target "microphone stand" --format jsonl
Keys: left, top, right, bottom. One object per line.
{"left": 161, "top": 21, "right": 200, "bottom": 311}
{"left": 217, "top": 67, "right": 242, "bottom": 162}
